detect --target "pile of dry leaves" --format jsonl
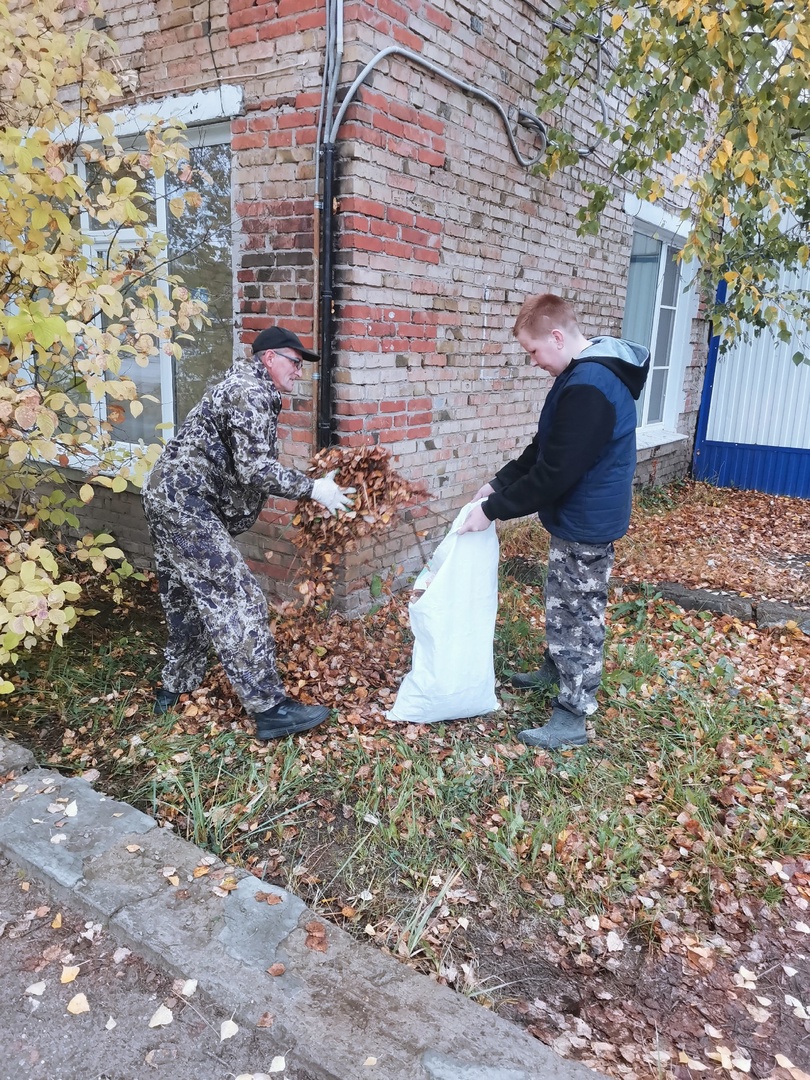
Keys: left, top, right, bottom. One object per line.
{"left": 289, "top": 446, "right": 426, "bottom": 608}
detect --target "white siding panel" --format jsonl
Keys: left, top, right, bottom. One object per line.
{"left": 707, "top": 263, "right": 810, "bottom": 449}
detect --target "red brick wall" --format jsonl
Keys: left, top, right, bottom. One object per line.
{"left": 81, "top": 0, "right": 707, "bottom": 613}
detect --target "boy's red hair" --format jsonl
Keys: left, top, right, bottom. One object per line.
{"left": 514, "top": 294, "right": 580, "bottom": 337}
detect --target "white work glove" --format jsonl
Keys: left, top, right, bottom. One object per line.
{"left": 310, "top": 470, "right": 354, "bottom": 516}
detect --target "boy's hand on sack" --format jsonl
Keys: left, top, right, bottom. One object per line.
{"left": 473, "top": 482, "right": 495, "bottom": 501}
{"left": 311, "top": 470, "right": 355, "bottom": 516}
{"left": 458, "top": 503, "right": 494, "bottom": 534}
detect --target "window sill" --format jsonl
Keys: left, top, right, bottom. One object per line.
{"left": 636, "top": 427, "right": 688, "bottom": 452}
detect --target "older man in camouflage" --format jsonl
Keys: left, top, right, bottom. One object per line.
{"left": 142, "top": 326, "right": 352, "bottom": 740}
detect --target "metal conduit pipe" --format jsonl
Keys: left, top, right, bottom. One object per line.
{"left": 314, "top": 0, "right": 344, "bottom": 199}
{"left": 317, "top": 46, "right": 548, "bottom": 448}
{"left": 324, "top": 0, "right": 344, "bottom": 137}
{"left": 550, "top": 10, "right": 610, "bottom": 157}
{"left": 327, "top": 46, "right": 548, "bottom": 165}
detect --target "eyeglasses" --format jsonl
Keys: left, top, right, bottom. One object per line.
{"left": 271, "top": 350, "right": 303, "bottom": 371}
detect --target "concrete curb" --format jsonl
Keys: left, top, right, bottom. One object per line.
{"left": 620, "top": 580, "right": 810, "bottom": 634}
{"left": 505, "top": 556, "right": 810, "bottom": 634}
{"left": 0, "top": 737, "right": 600, "bottom": 1080}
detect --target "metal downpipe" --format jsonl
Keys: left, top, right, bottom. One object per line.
{"left": 318, "top": 141, "right": 336, "bottom": 450}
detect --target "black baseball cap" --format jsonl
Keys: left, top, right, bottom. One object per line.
{"left": 252, "top": 326, "right": 319, "bottom": 361}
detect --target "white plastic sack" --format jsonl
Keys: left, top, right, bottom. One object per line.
{"left": 388, "top": 501, "right": 499, "bottom": 725}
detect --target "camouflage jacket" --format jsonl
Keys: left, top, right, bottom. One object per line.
{"left": 144, "top": 355, "right": 314, "bottom": 536}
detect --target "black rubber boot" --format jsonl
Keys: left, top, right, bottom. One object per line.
{"left": 154, "top": 687, "right": 181, "bottom": 715}
{"left": 518, "top": 703, "right": 587, "bottom": 749}
{"left": 254, "top": 697, "right": 330, "bottom": 740}
{"left": 510, "top": 655, "right": 559, "bottom": 691}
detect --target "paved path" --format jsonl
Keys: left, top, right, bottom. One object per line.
{"left": 0, "top": 854, "right": 310, "bottom": 1080}
{"left": 0, "top": 736, "right": 601, "bottom": 1080}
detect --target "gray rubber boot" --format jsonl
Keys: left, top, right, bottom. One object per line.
{"left": 518, "top": 704, "right": 587, "bottom": 749}
{"left": 510, "top": 654, "right": 559, "bottom": 691}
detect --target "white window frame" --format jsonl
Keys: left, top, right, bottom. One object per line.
{"left": 623, "top": 195, "right": 698, "bottom": 448}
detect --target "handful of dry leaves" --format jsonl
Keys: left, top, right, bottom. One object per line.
{"left": 291, "top": 446, "right": 427, "bottom": 607}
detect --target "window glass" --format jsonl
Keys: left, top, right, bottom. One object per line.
{"left": 622, "top": 232, "right": 659, "bottom": 350}
{"left": 661, "top": 247, "right": 679, "bottom": 306}
{"left": 646, "top": 366, "right": 668, "bottom": 425}
{"left": 623, "top": 230, "right": 682, "bottom": 428}
{"left": 79, "top": 128, "right": 234, "bottom": 445}
{"left": 654, "top": 307, "right": 676, "bottom": 367}
{"left": 166, "top": 142, "right": 233, "bottom": 423}
{"left": 31, "top": 347, "right": 91, "bottom": 442}
{"left": 84, "top": 158, "right": 157, "bottom": 230}
{"left": 105, "top": 335, "right": 164, "bottom": 445}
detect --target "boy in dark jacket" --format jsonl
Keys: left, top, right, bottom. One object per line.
{"left": 460, "top": 294, "right": 649, "bottom": 749}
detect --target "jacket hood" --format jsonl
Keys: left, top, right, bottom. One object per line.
{"left": 573, "top": 336, "right": 650, "bottom": 400}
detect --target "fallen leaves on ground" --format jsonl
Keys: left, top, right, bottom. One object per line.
{"left": 304, "top": 920, "right": 328, "bottom": 953}
{"left": 6, "top": 479, "right": 810, "bottom": 1079}
{"left": 616, "top": 482, "right": 810, "bottom": 606}
{"left": 220, "top": 1018, "right": 238, "bottom": 1041}
{"left": 255, "top": 890, "right": 283, "bottom": 906}
{"left": 148, "top": 1004, "right": 173, "bottom": 1028}
{"left": 66, "top": 992, "right": 89, "bottom": 1015}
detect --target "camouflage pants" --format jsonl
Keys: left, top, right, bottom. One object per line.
{"left": 544, "top": 536, "right": 614, "bottom": 716}
{"left": 142, "top": 490, "right": 285, "bottom": 715}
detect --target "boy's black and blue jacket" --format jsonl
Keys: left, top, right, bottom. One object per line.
{"left": 482, "top": 337, "right": 650, "bottom": 544}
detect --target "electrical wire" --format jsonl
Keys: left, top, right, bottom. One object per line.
{"left": 326, "top": 45, "right": 547, "bottom": 168}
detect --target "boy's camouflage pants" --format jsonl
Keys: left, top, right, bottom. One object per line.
{"left": 143, "top": 491, "right": 285, "bottom": 715}
{"left": 544, "top": 536, "right": 614, "bottom": 717}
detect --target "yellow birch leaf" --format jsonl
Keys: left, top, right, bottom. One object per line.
{"left": 115, "top": 177, "right": 137, "bottom": 198}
